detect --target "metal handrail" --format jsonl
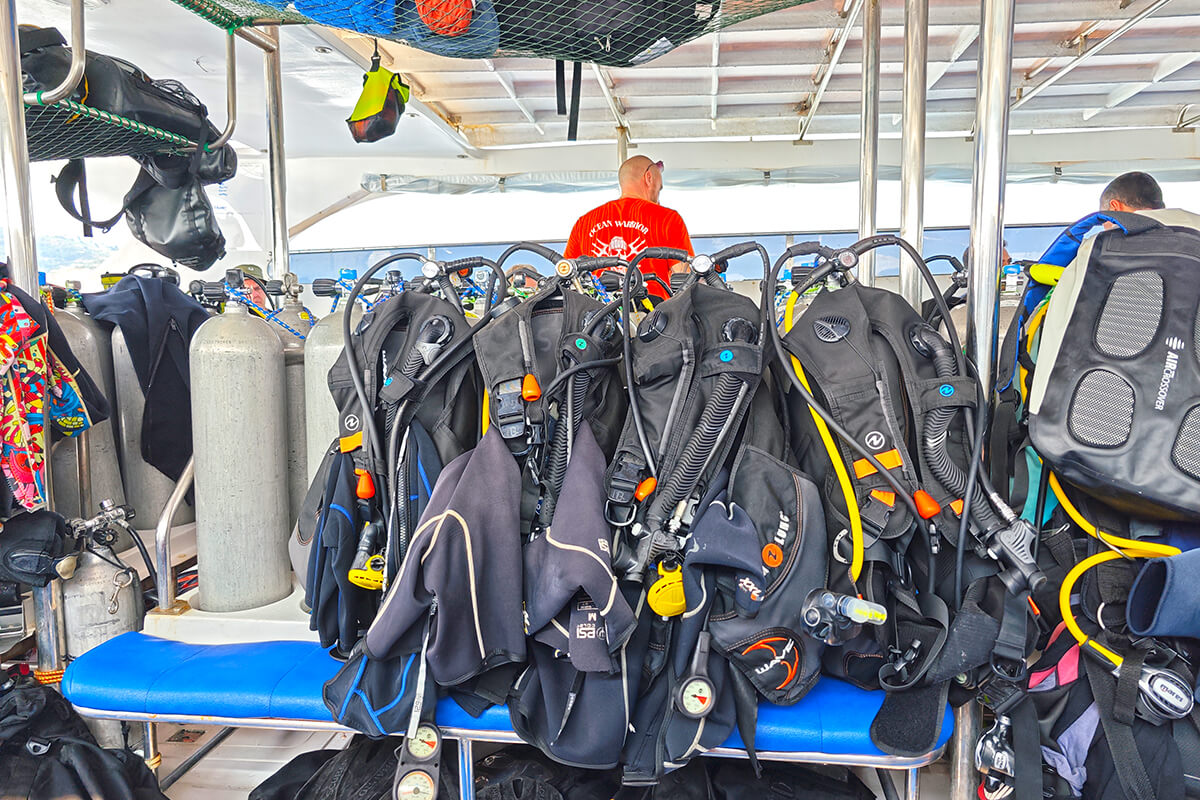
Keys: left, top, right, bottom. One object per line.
{"left": 21, "top": 0, "right": 84, "bottom": 106}
{"left": 208, "top": 31, "right": 237, "bottom": 150}
{"left": 155, "top": 456, "right": 194, "bottom": 610}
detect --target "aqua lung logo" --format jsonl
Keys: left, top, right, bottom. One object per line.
{"left": 1155, "top": 341, "right": 1183, "bottom": 411}
{"left": 763, "top": 511, "right": 791, "bottom": 577}
{"left": 864, "top": 431, "right": 886, "bottom": 451}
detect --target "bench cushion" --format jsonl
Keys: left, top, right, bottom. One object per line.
{"left": 63, "top": 633, "right": 952, "bottom": 757}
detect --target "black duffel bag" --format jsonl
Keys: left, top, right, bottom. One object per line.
{"left": 20, "top": 25, "right": 233, "bottom": 271}
{"left": 1, "top": 670, "right": 170, "bottom": 800}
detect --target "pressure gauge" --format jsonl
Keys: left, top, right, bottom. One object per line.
{"left": 394, "top": 723, "right": 443, "bottom": 800}
{"left": 421, "top": 260, "right": 440, "bottom": 280}
{"left": 394, "top": 769, "right": 437, "bottom": 800}
{"left": 677, "top": 676, "right": 716, "bottom": 720}
{"left": 405, "top": 723, "right": 442, "bottom": 761}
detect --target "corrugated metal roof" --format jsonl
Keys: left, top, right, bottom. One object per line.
{"left": 314, "top": 0, "right": 1200, "bottom": 147}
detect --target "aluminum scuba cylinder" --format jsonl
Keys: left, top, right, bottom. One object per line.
{"left": 267, "top": 277, "right": 313, "bottom": 528}
{"left": 62, "top": 541, "right": 143, "bottom": 749}
{"left": 62, "top": 501, "right": 144, "bottom": 749}
{"left": 190, "top": 299, "right": 291, "bottom": 612}
{"left": 51, "top": 289, "right": 127, "bottom": 529}
{"left": 305, "top": 269, "right": 364, "bottom": 482}
{"left": 112, "top": 327, "right": 195, "bottom": 527}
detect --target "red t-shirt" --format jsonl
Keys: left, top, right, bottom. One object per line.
{"left": 564, "top": 197, "right": 694, "bottom": 298}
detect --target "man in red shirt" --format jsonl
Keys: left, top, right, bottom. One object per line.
{"left": 564, "top": 156, "right": 694, "bottom": 298}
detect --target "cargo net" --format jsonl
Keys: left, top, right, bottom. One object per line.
{"left": 173, "top": 0, "right": 816, "bottom": 67}
{"left": 24, "top": 100, "right": 194, "bottom": 162}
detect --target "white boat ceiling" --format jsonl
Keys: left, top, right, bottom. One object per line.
{"left": 14, "top": 0, "right": 1200, "bottom": 229}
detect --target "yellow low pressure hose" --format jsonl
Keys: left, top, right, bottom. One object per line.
{"left": 785, "top": 291, "right": 864, "bottom": 583}
{"left": 1049, "top": 471, "right": 1179, "bottom": 669}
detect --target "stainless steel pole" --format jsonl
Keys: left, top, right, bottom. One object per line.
{"left": 966, "top": 0, "right": 1015, "bottom": 400}
{"left": 616, "top": 126, "right": 629, "bottom": 166}
{"left": 263, "top": 25, "right": 289, "bottom": 279}
{"left": 0, "top": 0, "right": 38, "bottom": 289}
{"left": 1, "top": 0, "right": 66, "bottom": 680}
{"left": 899, "top": 0, "right": 928, "bottom": 309}
{"left": 858, "top": 0, "right": 881, "bottom": 286}
{"left": 955, "top": 0, "right": 1016, "bottom": 796}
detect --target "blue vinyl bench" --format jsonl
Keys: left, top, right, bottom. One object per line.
{"left": 62, "top": 632, "right": 952, "bottom": 799}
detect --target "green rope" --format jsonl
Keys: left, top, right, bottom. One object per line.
{"left": 47, "top": 100, "right": 195, "bottom": 148}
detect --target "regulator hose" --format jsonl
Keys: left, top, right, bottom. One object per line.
{"left": 916, "top": 327, "right": 1004, "bottom": 530}
{"left": 539, "top": 370, "right": 591, "bottom": 526}
{"left": 646, "top": 317, "right": 757, "bottom": 527}
{"left": 385, "top": 315, "right": 454, "bottom": 560}
{"left": 537, "top": 302, "right": 620, "bottom": 527}
{"left": 490, "top": 242, "right": 564, "bottom": 314}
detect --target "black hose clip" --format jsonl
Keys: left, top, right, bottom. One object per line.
{"left": 879, "top": 639, "right": 923, "bottom": 687}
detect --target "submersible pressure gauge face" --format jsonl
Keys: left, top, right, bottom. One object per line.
{"left": 405, "top": 723, "right": 442, "bottom": 761}
{"left": 395, "top": 770, "right": 437, "bottom": 800}
{"left": 676, "top": 676, "right": 716, "bottom": 719}
{"left": 420, "top": 260, "right": 440, "bottom": 280}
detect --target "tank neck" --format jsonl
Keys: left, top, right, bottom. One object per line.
{"left": 225, "top": 300, "right": 248, "bottom": 315}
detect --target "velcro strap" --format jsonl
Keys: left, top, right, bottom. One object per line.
{"left": 698, "top": 341, "right": 761, "bottom": 380}
{"left": 917, "top": 377, "right": 976, "bottom": 410}
{"left": 1115, "top": 648, "right": 1145, "bottom": 727}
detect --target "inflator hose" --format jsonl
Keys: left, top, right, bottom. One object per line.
{"left": 538, "top": 305, "right": 620, "bottom": 526}
{"left": 385, "top": 316, "right": 454, "bottom": 560}
{"left": 648, "top": 372, "right": 744, "bottom": 527}
{"left": 539, "top": 370, "right": 591, "bottom": 525}
{"left": 916, "top": 328, "right": 1004, "bottom": 530}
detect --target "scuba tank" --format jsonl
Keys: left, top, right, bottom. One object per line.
{"left": 190, "top": 278, "right": 290, "bottom": 612}
{"left": 51, "top": 283, "right": 127, "bottom": 533}
{"left": 61, "top": 501, "right": 144, "bottom": 748}
{"left": 264, "top": 273, "right": 313, "bottom": 528}
{"left": 305, "top": 269, "right": 364, "bottom": 482}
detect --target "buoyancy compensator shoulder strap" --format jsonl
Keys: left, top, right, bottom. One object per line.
{"left": 1038, "top": 210, "right": 1163, "bottom": 267}
{"left": 328, "top": 291, "right": 472, "bottom": 471}
{"left": 781, "top": 283, "right": 921, "bottom": 539}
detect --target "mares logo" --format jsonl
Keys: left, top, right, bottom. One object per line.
{"left": 743, "top": 636, "right": 799, "bottom": 691}
{"left": 1155, "top": 345, "right": 1182, "bottom": 411}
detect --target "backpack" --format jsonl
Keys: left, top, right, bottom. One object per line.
{"left": 1025, "top": 211, "right": 1200, "bottom": 520}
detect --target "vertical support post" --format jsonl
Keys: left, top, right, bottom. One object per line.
{"left": 966, "top": 0, "right": 1015, "bottom": 406}
{"left": 263, "top": 25, "right": 289, "bottom": 279}
{"left": 616, "top": 126, "right": 629, "bottom": 166}
{"left": 1, "top": 0, "right": 64, "bottom": 680}
{"left": 0, "top": 0, "right": 37, "bottom": 289}
{"left": 904, "top": 767, "right": 920, "bottom": 800}
{"left": 956, "top": 0, "right": 1015, "bottom": 797}
{"left": 143, "top": 721, "right": 161, "bottom": 775}
{"left": 857, "top": 0, "right": 881, "bottom": 286}
{"left": 458, "top": 739, "right": 475, "bottom": 800}
{"left": 899, "top": 0, "right": 928, "bottom": 309}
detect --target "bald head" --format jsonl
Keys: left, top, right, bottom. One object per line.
{"left": 618, "top": 155, "right": 663, "bottom": 203}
